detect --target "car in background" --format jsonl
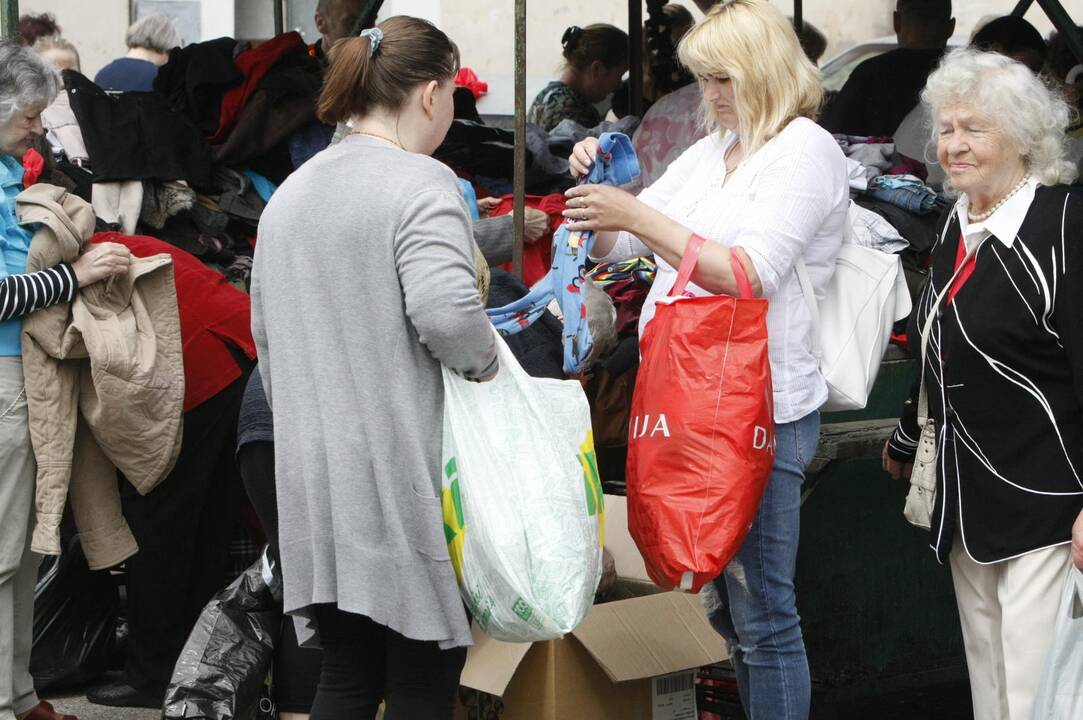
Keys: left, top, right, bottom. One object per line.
{"left": 821, "top": 35, "right": 969, "bottom": 92}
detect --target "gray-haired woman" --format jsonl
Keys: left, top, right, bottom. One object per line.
{"left": 0, "top": 42, "right": 130, "bottom": 720}
{"left": 883, "top": 48, "right": 1083, "bottom": 720}
{"left": 94, "top": 14, "right": 182, "bottom": 92}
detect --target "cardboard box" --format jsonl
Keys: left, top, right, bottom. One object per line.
{"left": 454, "top": 495, "right": 727, "bottom": 720}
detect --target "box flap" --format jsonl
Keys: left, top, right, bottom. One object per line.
{"left": 571, "top": 591, "right": 728, "bottom": 683}
{"left": 604, "top": 494, "right": 651, "bottom": 583}
{"left": 459, "top": 623, "right": 534, "bottom": 697}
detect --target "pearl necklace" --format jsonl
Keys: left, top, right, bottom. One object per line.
{"left": 350, "top": 130, "right": 403, "bottom": 149}
{"left": 967, "top": 174, "right": 1030, "bottom": 223}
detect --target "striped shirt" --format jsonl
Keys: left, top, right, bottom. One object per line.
{"left": 0, "top": 263, "right": 78, "bottom": 322}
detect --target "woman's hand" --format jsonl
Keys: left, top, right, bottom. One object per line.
{"left": 882, "top": 439, "right": 913, "bottom": 481}
{"left": 71, "top": 243, "right": 132, "bottom": 288}
{"left": 524, "top": 207, "right": 549, "bottom": 244}
{"left": 569, "top": 137, "right": 600, "bottom": 179}
{"left": 563, "top": 184, "right": 643, "bottom": 234}
{"left": 477, "top": 196, "right": 501, "bottom": 216}
{"left": 1073, "top": 508, "right": 1083, "bottom": 570}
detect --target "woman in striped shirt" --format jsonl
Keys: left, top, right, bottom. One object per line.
{"left": 0, "top": 42, "right": 130, "bottom": 720}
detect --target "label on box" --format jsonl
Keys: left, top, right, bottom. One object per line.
{"left": 651, "top": 671, "right": 697, "bottom": 720}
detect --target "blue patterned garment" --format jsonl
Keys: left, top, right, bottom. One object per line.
{"left": 486, "top": 133, "right": 640, "bottom": 375}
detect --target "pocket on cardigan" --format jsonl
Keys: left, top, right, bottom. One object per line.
{"left": 409, "top": 487, "right": 455, "bottom": 565}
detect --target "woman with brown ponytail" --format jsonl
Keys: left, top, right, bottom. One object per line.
{"left": 528, "top": 23, "right": 629, "bottom": 131}
{"left": 251, "top": 16, "right": 498, "bottom": 720}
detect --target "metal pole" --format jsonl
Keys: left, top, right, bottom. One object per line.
{"left": 629, "top": 0, "right": 643, "bottom": 116}
{"left": 273, "top": 0, "right": 284, "bottom": 36}
{"left": 1012, "top": 0, "right": 1037, "bottom": 16}
{"left": 794, "top": 0, "right": 803, "bottom": 32}
{"left": 1, "top": 0, "right": 18, "bottom": 41}
{"left": 513, "top": 0, "right": 526, "bottom": 279}
{"left": 1037, "top": 0, "right": 1083, "bottom": 65}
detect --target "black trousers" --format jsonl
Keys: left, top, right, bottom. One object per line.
{"left": 309, "top": 605, "right": 467, "bottom": 720}
{"left": 237, "top": 440, "right": 323, "bottom": 713}
{"left": 119, "top": 373, "right": 248, "bottom": 693}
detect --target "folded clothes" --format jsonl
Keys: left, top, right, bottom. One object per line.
{"left": 865, "top": 174, "right": 951, "bottom": 215}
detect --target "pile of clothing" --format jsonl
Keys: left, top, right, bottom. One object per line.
{"left": 39, "top": 32, "right": 327, "bottom": 291}
{"left": 435, "top": 87, "right": 640, "bottom": 197}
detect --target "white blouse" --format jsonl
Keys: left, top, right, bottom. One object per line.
{"left": 600, "top": 117, "right": 850, "bottom": 423}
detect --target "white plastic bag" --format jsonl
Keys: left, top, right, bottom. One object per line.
{"left": 440, "top": 330, "right": 604, "bottom": 642}
{"left": 1033, "top": 568, "right": 1083, "bottom": 720}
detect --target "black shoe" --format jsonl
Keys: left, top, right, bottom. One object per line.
{"left": 85, "top": 681, "right": 163, "bottom": 709}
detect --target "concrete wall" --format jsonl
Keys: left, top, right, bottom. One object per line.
{"left": 18, "top": 0, "right": 129, "bottom": 77}
{"left": 14, "top": 0, "right": 1083, "bottom": 107}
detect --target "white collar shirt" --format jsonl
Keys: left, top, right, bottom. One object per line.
{"left": 955, "top": 176, "right": 1038, "bottom": 253}
{"left": 597, "top": 117, "right": 850, "bottom": 423}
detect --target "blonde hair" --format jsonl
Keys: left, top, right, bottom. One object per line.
{"left": 677, "top": 0, "right": 822, "bottom": 155}
{"left": 33, "top": 35, "right": 80, "bottom": 72}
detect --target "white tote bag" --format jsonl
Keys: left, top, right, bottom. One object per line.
{"left": 1033, "top": 568, "right": 1083, "bottom": 720}
{"left": 796, "top": 207, "right": 912, "bottom": 412}
{"left": 440, "top": 330, "right": 604, "bottom": 642}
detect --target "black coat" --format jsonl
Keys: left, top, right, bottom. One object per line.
{"left": 892, "top": 185, "right": 1083, "bottom": 563}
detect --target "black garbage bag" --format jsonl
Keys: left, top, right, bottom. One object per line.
{"left": 30, "top": 536, "right": 119, "bottom": 691}
{"left": 163, "top": 551, "right": 282, "bottom": 720}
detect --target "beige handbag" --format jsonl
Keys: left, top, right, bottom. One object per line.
{"left": 903, "top": 238, "right": 984, "bottom": 530}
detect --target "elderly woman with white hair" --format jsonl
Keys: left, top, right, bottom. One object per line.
{"left": 883, "top": 48, "right": 1083, "bottom": 720}
{"left": 94, "top": 14, "right": 182, "bottom": 92}
{"left": 0, "top": 42, "right": 130, "bottom": 720}
{"left": 565, "top": 1, "right": 849, "bottom": 717}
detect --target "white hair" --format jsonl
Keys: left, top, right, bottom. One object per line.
{"left": 0, "top": 41, "right": 59, "bottom": 131}
{"left": 125, "top": 14, "right": 183, "bottom": 53}
{"left": 922, "top": 48, "right": 1078, "bottom": 187}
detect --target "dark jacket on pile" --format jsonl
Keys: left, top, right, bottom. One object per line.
{"left": 62, "top": 70, "right": 214, "bottom": 188}
{"left": 154, "top": 37, "right": 244, "bottom": 136}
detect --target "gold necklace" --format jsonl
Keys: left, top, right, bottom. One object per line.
{"left": 967, "top": 174, "right": 1030, "bottom": 223}
{"left": 350, "top": 129, "right": 404, "bottom": 149}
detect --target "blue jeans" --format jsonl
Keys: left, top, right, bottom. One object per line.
{"left": 705, "top": 411, "right": 820, "bottom": 720}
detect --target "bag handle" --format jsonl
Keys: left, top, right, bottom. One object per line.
{"left": 671, "top": 234, "right": 753, "bottom": 299}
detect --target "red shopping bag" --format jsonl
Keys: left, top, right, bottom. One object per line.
{"left": 627, "top": 236, "right": 775, "bottom": 592}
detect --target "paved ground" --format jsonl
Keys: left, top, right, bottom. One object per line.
{"left": 42, "top": 690, "right": 158, "bottom": 720}
{"left": 42, "top": 674, "right": 158, "bottom": 720}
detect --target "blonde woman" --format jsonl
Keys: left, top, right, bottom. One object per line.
{"left": 565, "top": 2, "right": 847, "bottom": 717}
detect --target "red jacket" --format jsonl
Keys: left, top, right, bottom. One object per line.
{"left": 491, "top": 194, "right": 567, "bottom": 286}
{"left": 211, "top": 32, "right": 305, "bottom": 143}
{"left": 92, "top": 232, "right": 256, "bottom": 411}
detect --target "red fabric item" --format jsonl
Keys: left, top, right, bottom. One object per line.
{"left": 21, "top": 148, "right": 43, "bottom": 187}
{"left": 211, "top": 32, "right": 305, "bottom": 143}
{"left": 454, "top": 68, "right": 489, "bottom": 99}
{"left": 626, "top": 236, "right": 775, "bottom": 592}
{"left": 948, "top": 232, "right": 977, "bottom": 304}
{"left": 491, "top": 194, "right": 567, "bottom": 286}
{"left": 91, "top": 232, "right": 256, "bottom": 411}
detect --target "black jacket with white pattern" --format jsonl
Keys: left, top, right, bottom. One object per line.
{"left": 889, "top": 184, "right": 1083, "bottom": 564}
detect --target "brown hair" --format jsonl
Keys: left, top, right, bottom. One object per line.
{"left": 18, "top": 13, "right": 61, "bottom": 47}
{"left": 317, "top": 15, "right": 460, "bottom": 125}
{"left": 561, "top": 24, "right": 628, "bottom": 71}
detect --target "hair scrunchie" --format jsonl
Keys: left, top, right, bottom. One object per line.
{"left": 360, "top": 26, "right": 383, "bottom": 57}
{"left": 561, "top": 25, "right": 584, "bottom": 49}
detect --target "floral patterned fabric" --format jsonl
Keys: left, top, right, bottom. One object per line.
{"left": 528, "top": 81, "right": 601, "bottom": 132}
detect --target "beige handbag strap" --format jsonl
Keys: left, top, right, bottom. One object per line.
{"left": 916, "top": 236, "right": 986, "bottom": 424}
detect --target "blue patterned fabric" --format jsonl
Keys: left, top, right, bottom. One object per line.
{"left": 486, "top": 133, "right": 639, "bottom": 374}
